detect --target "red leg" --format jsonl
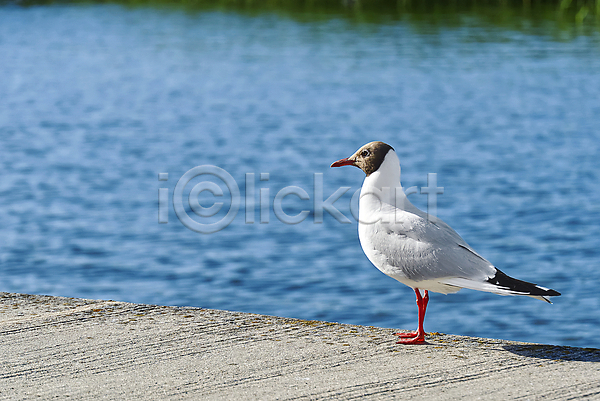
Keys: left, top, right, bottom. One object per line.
{"left": 394, "top": 288, "right": 429, "bottom": 344}
{"left": 393, "top": 288, "right": 424, "bottom": 338}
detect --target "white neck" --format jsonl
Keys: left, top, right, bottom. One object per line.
{"left": 359, "top": 150, "right": 411, "bottom": 212}
{"left": 364, "top": 150, "right": 401, "bottom": 191}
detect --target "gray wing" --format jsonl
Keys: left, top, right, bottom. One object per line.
{"left": 372, "top": 202, "right": 496, "bottom": 283}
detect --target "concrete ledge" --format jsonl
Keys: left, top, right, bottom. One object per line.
{"left": 1, "top": 292, "right": 598, "bottom": 400}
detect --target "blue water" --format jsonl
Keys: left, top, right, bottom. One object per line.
{"left": 1, "top": 5, "right": 600, "bottom": 348}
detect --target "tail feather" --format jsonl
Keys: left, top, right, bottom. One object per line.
{"left": 489, "top": 269, "right": 559, "bottom": 295}
{"left": 487, "top": 269, "right": 560, "bottom": 303}
{"left": 441, "top": 269, "right": 561, "bottom": 303}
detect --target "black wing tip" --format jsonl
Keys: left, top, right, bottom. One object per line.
{"left": 488, "top": 269, "right": 561, "bottom": 298}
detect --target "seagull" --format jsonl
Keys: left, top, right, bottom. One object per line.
{"left": 331, "top": 141, "right": 560, "bottom": 344}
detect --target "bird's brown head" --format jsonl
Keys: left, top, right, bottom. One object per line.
{"left": 330, "top": 141, "right": 395, "bottom": 176}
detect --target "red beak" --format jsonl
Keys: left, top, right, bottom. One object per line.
{"left": 330, "top": 157, "right": 356, "bottom": 168}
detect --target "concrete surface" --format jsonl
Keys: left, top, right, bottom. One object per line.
{"left": 0, "top": 292, "right": 599, "bottom": 400}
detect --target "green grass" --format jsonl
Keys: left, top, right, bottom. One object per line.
{"left": 5, "top": 0, "right": 600, "bottom": 36}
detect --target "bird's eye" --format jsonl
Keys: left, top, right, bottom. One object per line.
{"left": 361, "top": 149, "right": 370, "bottom": 158}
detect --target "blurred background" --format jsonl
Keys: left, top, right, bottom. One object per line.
{"left": 1, "top": 0, "right": 599, "bottom": 348}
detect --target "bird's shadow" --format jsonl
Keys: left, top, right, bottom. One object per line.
{"left": 503, "top": 344, "right": 600, "bottom": 362}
